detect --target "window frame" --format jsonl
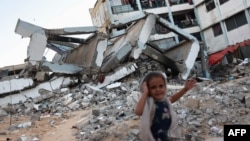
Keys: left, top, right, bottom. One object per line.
{"left": 219, "top": 0, "right": 229, "bottom": 5}
{"left": 205, "top": 0, "right": 216, "bottom": 12}
{"left": 212, "top": 23, "right": 223, "bottom": 37}
{"left": 225, "top": 11, "right": 247, "bottom": 32}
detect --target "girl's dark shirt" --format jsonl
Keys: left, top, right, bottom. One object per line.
{"left": 151, "top": 100, "right": 172, "bottom": 141}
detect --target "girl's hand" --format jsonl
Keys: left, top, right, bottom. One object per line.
{"left": 184, "top": 79, "right": 196, "bottom": 91}
{"left": 141, "top": 82, "right": 149, "bottom": 95}
{"left": 135, "top": 82, "right": 150, "bottom": 116}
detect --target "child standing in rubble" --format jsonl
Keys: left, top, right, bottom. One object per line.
{"left": 135, "top": 71, "right": 196, "bottom": 141}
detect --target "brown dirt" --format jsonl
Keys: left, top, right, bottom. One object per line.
{"left": 0, "top": 110, "right": 91, "bottom": 141}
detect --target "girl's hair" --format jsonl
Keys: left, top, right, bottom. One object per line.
{"left": 139, "top": 71, "right": 167, "bottom": 92}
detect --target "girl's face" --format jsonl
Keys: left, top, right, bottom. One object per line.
{"left": 147, "top": 76, "right": 166, "bottom": 100}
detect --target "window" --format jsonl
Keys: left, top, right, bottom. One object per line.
{"left": 225, "top": 12, "right": 247, "bottom": 31}
{"left": 191, "top": 32, "right": 202, "bottom": 41}
{"left": 205, "top": 0, "right": 215, "bottom": 12}
{"left": 155, "top": 14, "right": 170, "bottom": 34}
{"left": 155, "top": 23, "right": 170, "bottom": 34}
{"left": 212, "top": 23, "right": 222, "bottom": 37}
{"left": 236, "top": 12, "right": 248, "bottom": 27}
{"left": 219, "top": 0, "right": 229, "bottom": 5}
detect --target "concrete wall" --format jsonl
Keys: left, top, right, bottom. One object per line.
{"left": 90, "top": 0, "right": 110, "bottom": 29}
{"left": 220, "top": 0, "right": 246, "bottom": 20}
{"left": 227, "top": 25, "right": 250, "bottom": 45}
{"left": 203, "top": 28, "right": 227, "bottom": 53}
{"left": 196, "top": 0, "right": 248, "bottom": 29}
{"left": 196, "top": 0, "right": 250, "bottom": 53}
{"left": 204, "top": 22, "right": 250, "bottom": 54}
{"left": 112, "top": 10, "right": 142, "bottom": 21}
{"left": 196, "top": 2, "right": 219, "bottom": 29}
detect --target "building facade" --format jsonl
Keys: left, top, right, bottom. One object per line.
{"left": 89, "top": 0, "right": 250, "bottom": 55}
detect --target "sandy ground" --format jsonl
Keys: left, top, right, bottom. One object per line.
{"left": 40, "top": 110, "right": 87, "bottom": 141}
{"left": 0, "top": 109, "right": 140, "bottom": 141}
{"left": 0, "top": 110, "right": 91, "bottom": 141}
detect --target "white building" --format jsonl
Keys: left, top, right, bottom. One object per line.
{"left": 89, "top": 0, "right": 250, "bottom": 56}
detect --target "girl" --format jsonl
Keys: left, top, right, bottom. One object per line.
{"left": 135, "top": 71, "right": 196, "bottom": 141}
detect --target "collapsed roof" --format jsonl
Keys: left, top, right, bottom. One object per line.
{"left": 14, "top": 12, "right": 200, "bottom": 85}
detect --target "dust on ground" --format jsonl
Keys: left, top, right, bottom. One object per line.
{"left": 0, "top": 109, "right": 139, "bottom": 141}
{"left": 0, "top": 110, "right": 91, "bottom": 141}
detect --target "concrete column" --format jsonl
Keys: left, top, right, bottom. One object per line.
{"left": 165, "top": 0, "right": 179, "bottom": 43}
{"left": 106, "top": 0, "right": 115, "bottom": 24}
{"left": 214, "top": 0, "right": 229, "bottom": 45}
{"left": 243, "top": 0, "right": 250, "bottom": 26}
{"left": 193, "top": 4, "right": 210, "bottom": 78}
{"left": 200, "top": 42, "right": 211, "bottom": 78}
{"left": 136, "top": 0, "right": 142, "bottom": 11}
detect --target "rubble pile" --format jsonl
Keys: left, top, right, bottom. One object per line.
{"left": 0, "top": 59, "right": 250, "bottom": 141}
{"left": 209, "top": 58, "right": 250, "bottom": 81}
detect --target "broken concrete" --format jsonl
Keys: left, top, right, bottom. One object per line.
{"left": 1, "top": 64, "right": 250, "bottom": 140}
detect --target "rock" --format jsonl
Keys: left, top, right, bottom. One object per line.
{"left": 244, "top": 93, "right": 250, "bottom": 107}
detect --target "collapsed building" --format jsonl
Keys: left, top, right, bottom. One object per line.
{"left": 0, "top": 12, "right": 203, "bottom": 105}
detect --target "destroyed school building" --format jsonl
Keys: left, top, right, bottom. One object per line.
{"left": 0, "top": 0, "right": 250, "bottom": 140}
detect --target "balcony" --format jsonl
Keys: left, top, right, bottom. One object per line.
{"left": 140, "top": 0, "right": 166, "bottom": 9}
{"left": 112, "top": 4, "right": 135, "bottom": 14}
{"left": 176, "top": 19, "right": 198, "bottom": 29}
{"left": 169, "top": 0, "right": 193, "bottom": 6}
{"left": 110, "top": 0, "right": 193, "bottom": 14}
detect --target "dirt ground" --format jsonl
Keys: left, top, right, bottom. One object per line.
{"left": 0, "top": 109, "right": 139, "bottom": 141}
{"left": 0, "top": 110, "right": 92, "bottom": 141}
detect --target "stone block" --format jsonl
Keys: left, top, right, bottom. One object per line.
{"left": 185, "top": 99, "right": 200, "bottom": 109}
{"left": 244, "top": 93, "right": 250, "bottom": 107}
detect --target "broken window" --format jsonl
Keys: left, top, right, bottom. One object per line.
{"left": 155, "top": 14, "right": 170, "bottom": 34}
{"left": 173, "top": 10, "right": 197, "bottom": 28}
{"left": 191, "top": 32, "right": 202, "bottom": 41}
{"left": 225, "top": 11, "right": 247, "bottom": 31}
{"left": 219, "top": 0, "right": 229, "bottom": 5}
{"left": 212, "top": 23, "right": 222, "bottom": 37}
{"left": 155, "top": 23, "right": 171, "bottom": 34}
{"left": 111, "top": 0, "right": 138, "bottom": 14}
{"left": 205, "top": 0, "right": 215, "bottom": 12}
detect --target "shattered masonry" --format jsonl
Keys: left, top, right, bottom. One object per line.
{"left": 0, "top": 12, "right": 200, "bottom": 97}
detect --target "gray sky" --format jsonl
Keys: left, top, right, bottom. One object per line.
{"left": 0, "top": 0, "right": 97, "bottom": 67}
